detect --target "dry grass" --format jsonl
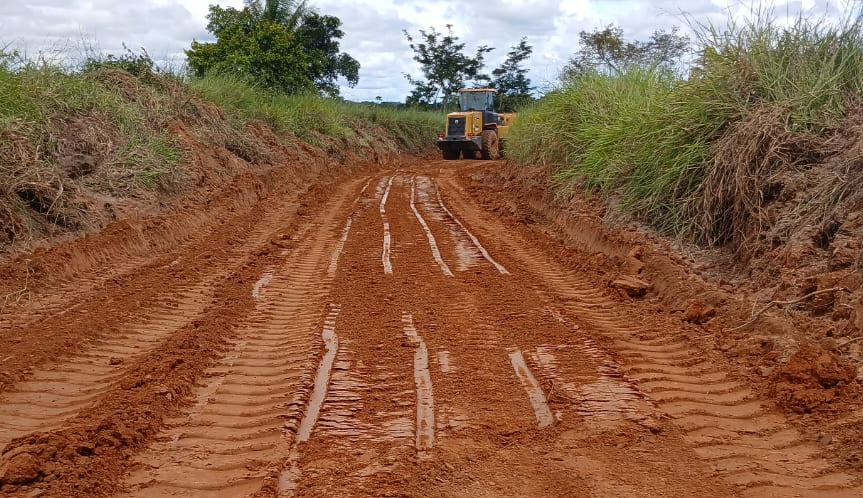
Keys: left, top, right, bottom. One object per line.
{"left": 689, "top": 106, "right": 828, "bottom": 254}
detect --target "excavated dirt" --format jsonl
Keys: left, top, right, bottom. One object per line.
{"left": 1, "top": 156, "right": 862, "bottom": 498}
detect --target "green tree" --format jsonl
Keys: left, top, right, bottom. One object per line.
{"left": 186, "top": 0, "right": 359, "bottom": 96}
{"left": 403, "top": 25, "right": 493, "bottom": 110}
{"left": 491, "top": 37, "right": 534, "bottom": 112}
{"left": 295, "top": 12, "right": 359, "bottom": 96}
{"left": 563, "top": 24, "right": 689, "bottom": 79}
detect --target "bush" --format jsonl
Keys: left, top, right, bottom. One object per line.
{"left": 82, "top": 45, "right": 157, "bottom": 79}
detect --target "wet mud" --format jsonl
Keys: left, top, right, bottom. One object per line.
{"left": 0, "top": 160, "right": 860, "bottom": 498}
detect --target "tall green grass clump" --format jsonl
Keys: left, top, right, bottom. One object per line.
{"left": 509, "top": 6, "right": 863, "bottom": 245}
{"left": 0, "top": 50, "right": 182, "bottom": 192}
{"left": 690, "top": 7, "right": 863, "bottom": 133}
{"left": 189, "top": 74, "right": 351, "bottom": 141}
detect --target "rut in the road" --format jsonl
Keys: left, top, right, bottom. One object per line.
{"left": 119, "top": 179, "right": 367, "bottom": 497}
{"left": 282, "top": 172, "right": 717, "bottom": 498}
{"left": 439, "top": 170, "right": 863, "bottom": 498}
{"left": 0, "top": 280, "right": 214, "bottom": 449}
{"left": 0, "top": 180, "right": 326, "bottom": 454}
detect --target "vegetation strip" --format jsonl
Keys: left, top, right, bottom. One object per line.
{"left": 508, "top": 10, "right": 863, "bottom": 250}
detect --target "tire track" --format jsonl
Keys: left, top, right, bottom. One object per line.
{"left": 529, "top": 340, "right": 656, "bottom": 430}
{"left": 328, "top": 179, "right": 371, "bottom": 278}
{"left": 413, "top": 176, "right": 482, "bottom": 272}
{"left": 439, "top": 171, "right": 863, "bottom": 496}
{"left": 432, "top": 178, "right": 509, "bottom": 274}
{"left": 282, "top": 175, "right": 423, "bottom": 495}
{"left": 0, "top": 254, "right": 152, "bottom": 333}
{"left": 508, "top": 349, "right": 555, "bottom": 428}
{"left": 401, "top": 313, "right": 435, "bottom": 452}
{"left": 278, "top": 305, "right": 341, "bottom": 496}
{"left": 413, "top": 292, "right": 557, "bottom": 436}
{"left": 532, "top": 271, "right": 860, "bottom": 495}
{"left": 0, "top": 189, "right": 322, "bottom": 453}
{"left": 0, "top": 171, "right": 307, "bottom": 341}
{"left": 118, "top": 179, "right": 367, "bottom": 498}
{"left": 0, "top": 280, "right": 215, "bottom": 451}
{"left": 380, "top": 176, "right": 394, "bottom": 275}
{"left": 409, "top": 176, "right": 453, "bottom": 277}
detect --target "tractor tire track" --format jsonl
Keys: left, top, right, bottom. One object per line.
{"left": 439, "top": 168, "right": 863, "bottom": 497}
{"left": 119, "top": 178, "right": 369, "bottom": 498}
{"left": 0, "top": 180, "right": 332, "bottom": 455}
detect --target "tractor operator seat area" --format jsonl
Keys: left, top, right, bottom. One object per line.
{"left": 459, "top": 90, "right": 495, "bottom": 112}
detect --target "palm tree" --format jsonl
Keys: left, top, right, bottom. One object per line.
{"left": 245, "top": 0, "right": 310, "bottom": 30}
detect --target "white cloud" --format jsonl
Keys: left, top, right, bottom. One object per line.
{"left": 0, "top": 0, "right": 853, "bottom": 101}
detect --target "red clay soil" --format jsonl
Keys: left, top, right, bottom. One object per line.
{"left": 0, "top": 157, "right": 862, "bottom": 498}
{"left": 462, "top": 160, "right": 863, "bottom": 473}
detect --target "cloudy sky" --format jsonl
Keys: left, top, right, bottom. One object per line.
{"left": 0, "top": 0, "right": 851, "bottom": 102}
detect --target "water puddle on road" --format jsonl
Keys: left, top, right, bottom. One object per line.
{"left": 296, "top": 305, "right": 341, "bottom": 442}
{"left": 402, "top": 313, "right": 436, "bottom": 451}
{"left": 533, "top": 344, "right": 652, "bottom": 430}
{"left": 328, "top": 216, "right": 353, "bottom": 277}
{"left": 374, "top": 176, "right": 388, "bottom": 198}
{"left": 252, "top": 271, "right": 274, "bottom": 300}
{"left": 509, "top": 349, "right": 555, "bottom": 428}
{"left": 316, "top": 350, "right": 414, "bottom": 443}
{"left": 437, "top": 350, "right": 454, "bottom": 373}
{"left": 416, "top": 176, "right": 481, "bottom": 271}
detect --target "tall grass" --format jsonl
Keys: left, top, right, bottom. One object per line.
{"left": 189, "top": 74, "right": 350, "bottom": 141}
{"left": 1, "top": 51, "right": 439, "bottom": 202}
{"left": 343, "top": 102, "right": 441, "bottom": 153}
{"left": 0, "top": 51, "right": 182, "bottom": 192}
{"left": 189, "top": 74, "right": 440, "bottom": 152}
{"left": 509, "top": 6, "right": 863, "bottom": 243}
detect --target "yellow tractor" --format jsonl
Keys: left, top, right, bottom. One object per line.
{"left": 437, "top": 88, "right": 515, "bottom": 160}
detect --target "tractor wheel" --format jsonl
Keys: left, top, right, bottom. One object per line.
{"left": 480, "top": 130, "right": 500, "bottom": 160}
{"left": 442, "top": 149, "right": 460, "bottom": 160}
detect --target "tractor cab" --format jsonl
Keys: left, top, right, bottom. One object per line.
{"left": 459, "top": 88, "right": 495, "bottom": 112}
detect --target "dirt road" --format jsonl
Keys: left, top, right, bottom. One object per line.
{"left": 1, "top": 160, "right": 861, "bottom": 497}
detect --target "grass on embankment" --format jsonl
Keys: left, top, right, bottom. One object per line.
{"left": 0, "top": 51, "right": 440, "bottom": 247}
{"left": 188, "top": 74, "right": 440, "bottom": 155}
{"left": 0, "top": 54, "right": 183, "bottom": 193}
{"left": 507, "top": 9, "right": 863, "bottom": 250}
